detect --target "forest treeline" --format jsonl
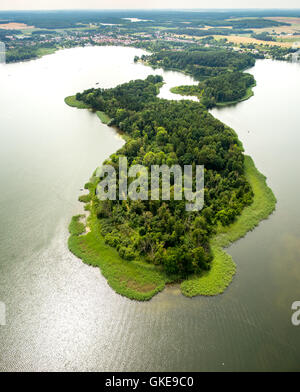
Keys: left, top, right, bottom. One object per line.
{"left": 164, "top": 28, "right": 255, "bottom": 37}
{"left": 74, "top": 75, "right": 254, "bottom": 277}
{"left": 141, "top": 48, "right": 255, "bottom": 77}
{"left": 5, "top": 43, "right": 55, "bottom": 63}
{"left": 0, "top": 10, "right": 291, "bottom": 29}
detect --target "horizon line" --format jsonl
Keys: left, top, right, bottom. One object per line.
{"left": 1, "top": 7, "right": 300, "bottom": 12}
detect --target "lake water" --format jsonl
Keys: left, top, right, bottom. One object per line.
{"left": 0, "top": 47, "right": 299, "bottom": 371}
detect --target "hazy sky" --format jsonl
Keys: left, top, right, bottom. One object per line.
{"left": 0, "top": 0, "right": 299, "bottom": 11}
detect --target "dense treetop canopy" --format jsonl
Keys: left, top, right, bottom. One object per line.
{"left": 75, "top": 73, "right": 253, "bottom": 277}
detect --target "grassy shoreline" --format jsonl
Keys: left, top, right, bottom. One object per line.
{"left": 68, "top": 203, "right": 167, "bottom": 301}
{"left": 96, "top": 111, "right": 111, "bottom": 124}
{"left": 170, "top": 85, "right": 203, "bottom": 100}
{"left": 65, "top": 95, "right": 112, "bottom": 124}
{"left": 181, "top": 155, "right": 276, "bottom": 297}
{"left": 65, "top": 95, "right": 91, "bottom": 109}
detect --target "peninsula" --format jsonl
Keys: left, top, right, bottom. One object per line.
{"left": 65, "top": 47, "right": 276, "bottom": 300}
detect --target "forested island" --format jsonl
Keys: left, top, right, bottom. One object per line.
{"left": 65, "top": 47, "right": 276, "bottom": 300}
{"left": 137, "top": 49, "right": 256, "bottom": 107}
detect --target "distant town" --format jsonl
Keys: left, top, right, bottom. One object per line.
{"left": 1, "top": 10, "right": 299, "bottom": 63}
